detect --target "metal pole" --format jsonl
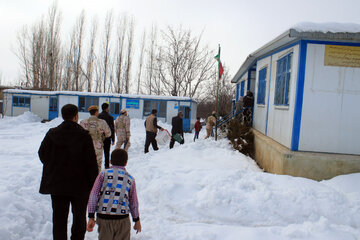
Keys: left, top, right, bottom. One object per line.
{"left": 215, "top": 44, "right": 220, "bottom": 141}
{"left": 215, "top": 75, "right": 220, "bottom": 141}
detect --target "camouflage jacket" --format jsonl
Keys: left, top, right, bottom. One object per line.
{"left": 115, "top": 115, "right": 131, "bottom": 138}
{"left": 80, "top": 116, "right": 111, "bottom": 149}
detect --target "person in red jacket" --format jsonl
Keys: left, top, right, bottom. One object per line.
{"left": 193, "top": 117, "right": 202, "bottom": 141}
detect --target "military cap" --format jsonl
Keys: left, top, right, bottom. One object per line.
{"left": 120, "top": 109, "right": 127, "bottom": 114}
{"left": 88, "top": 105, "right": 99, "bottom": 111}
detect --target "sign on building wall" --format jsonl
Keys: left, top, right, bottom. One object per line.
{"left": 324, "top": 45, "right": 360, "bottom": 68}
{"left": 126, "top": 99, "right": 140, "bottom": 109}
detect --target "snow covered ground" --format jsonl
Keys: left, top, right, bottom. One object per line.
{"left": 0, "top": 112, "right": 359, "bottom": 240}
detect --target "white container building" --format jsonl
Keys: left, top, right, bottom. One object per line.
{"left": 232, "top": 22, "right": 360, "bottom": 179}
{"left": 2, "top": 89, "right": 197, "bottom": 132}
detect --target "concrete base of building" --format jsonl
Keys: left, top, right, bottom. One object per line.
{"left": 252, "top": 128, "right": 360, "bottom": 181}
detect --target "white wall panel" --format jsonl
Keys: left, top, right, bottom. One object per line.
{"left": 253, "top": 57, "right": 271, "bottom": 135}
{"left": 30, "top": 95, "right": 49, "bottom": 119}
{"left": 299, "top": 44, "right": 360, "bottom": 154}
{"left": 266, "top": 44, "right": 300, "bottom": 148}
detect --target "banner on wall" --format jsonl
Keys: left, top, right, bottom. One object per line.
{"left": 126, "top": 99, "right": 139, "bottom": 109}
{"left": 324, "top": 45, "right": 360, "bottom": 68}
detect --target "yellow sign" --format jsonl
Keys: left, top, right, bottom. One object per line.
{"left": 324, "top": 45, "right": 360, "bottom": 68}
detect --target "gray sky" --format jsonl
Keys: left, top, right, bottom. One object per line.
{"left": 1, "top": 0, "right": 360, "bottom": 86}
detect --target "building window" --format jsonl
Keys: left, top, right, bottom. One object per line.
{"left": 236, "top": 83, "right": 240, "bottom": 101}
{"left": 274, "top": 53, "right": 292, "bottom": 105}
{"left": 126, "top": 99, "right": 139, "bottom": 109}
{"left": 143, "top": 100, "right": 167, "bottom": 118}
{"left": 78, "top": 96, "right": 99, "bottom": 112}
{"left": 13, "top": 96, "right": 30, "bottom": 107}
{"left": 110, "top": 102, "right": 120, "bottom": 115}
{"left": 50, "top": 97, "right": 58, "bottom": 111}
{"left": 240, "top": 81, "right": 245, "bottom": 97}
{"left": 257, "top": 67, "right": 267, "bottom": 105}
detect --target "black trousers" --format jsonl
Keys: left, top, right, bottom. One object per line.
{"left": 51, "top": 194, "right": 89, "bottom": 240}
{"left": 103, "top": 138, "right": 111, "bottom": 168}
{"left": 145, "top": 131, "right": 159, "bottom": 153}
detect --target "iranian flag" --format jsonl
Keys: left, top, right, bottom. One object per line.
{"left": 214, "top": 46, "right": 224, "bottom": 80}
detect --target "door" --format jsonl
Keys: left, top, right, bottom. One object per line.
{"left": 110, "top": 102, "right": 121, "bottom": 119}
{"left": 179, "top": 106, "right": 191, "bottom": 132}
{"left": 49, "top": 96, "right": 58, "bottom": 120}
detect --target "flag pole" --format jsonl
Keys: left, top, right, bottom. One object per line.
{"left": 215, "top": 44, "right": 221, "bottom": 141}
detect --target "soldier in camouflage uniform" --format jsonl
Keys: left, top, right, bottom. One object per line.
{"left": 114, "top": 109, "right": 131, "bottom": 151}
{"left": 80, "top": 105, "right": 111, "bottom": 172}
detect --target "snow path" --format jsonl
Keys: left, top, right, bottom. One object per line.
{"left": 0, "top": 112, "right": 359, "bottom": 240}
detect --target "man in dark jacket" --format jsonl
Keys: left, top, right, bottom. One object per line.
{"left": 98, "top": 102, "right": 115, "bottom": 169}
{"left": 170, "top": 111, "right": 184, "bottom": 149}
{"left": 38, "top": 104, "right": 98, "bottom": 240}
{"left": 243, "top": 91, "right": 254, "bottom": 124}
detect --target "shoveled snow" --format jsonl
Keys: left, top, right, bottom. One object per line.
{"left": 292, "top": 22, "right": 360, "bottom": 33}
{"left": 0, "top": 112, "right": 359, "bottom": 240}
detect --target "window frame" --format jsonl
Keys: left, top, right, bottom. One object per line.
{"left": 274, "top": 52, "right": 293, "bottom": 106}
{"left": 78, "top": 96, "right": 99, "bottom": 112}
{"left": 13, "top": 96, "right": 30, "bottom": 107}
{"left": 240, "top": 81, "right": 245, "bottom": 97}
{"left": 143, "top": 100, "right": 167, "bottom": 118}
{"left": 49, "top": 96, "right": 58, "bottom": 112}
{"left": 257, "top": 67, "right": 267, "bottom": 105}
{"left": 110, "top": 102, "right": 120, "bottom": 115}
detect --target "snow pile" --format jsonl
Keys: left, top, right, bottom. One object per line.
{"left": 292, "top": 22, "right": 360, "bottom": 33}
{"left": 0, "top": 113, "right": 360, "bottom": 240}
{"left": 0, "top": 111, "right": 42, "bottom": 129}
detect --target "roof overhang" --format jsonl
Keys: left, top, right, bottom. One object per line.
{"left": 231, "top": 28, "right": 360, "bottom": 83}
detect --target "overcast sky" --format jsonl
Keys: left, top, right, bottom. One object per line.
{"left": 1, "top": 0, "right": 360, "bottom": 86}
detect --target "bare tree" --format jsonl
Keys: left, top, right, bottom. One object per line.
{"left": 145, "top": 24, "right": 158, "bottom": 95}
{"left": 46, "top": 2, "right": 62, "bottom": 90}
{"left": 82, "top": 17, "right": 98, "bottom": 92}
{"left": 15, "top": 27, "right": 31, "bottom": 87}
{"left": 124, "top": 17, "right": 135, "bottom": 94}
{"left": 136, "top": 29, "right": 146, "bottom": 94}
{"left": 16, "top": 2, "right": 63, "bottom": 90}
{"left": 200, "top": 66, "right": 233, "bottom": 116}
{"left": 100, "top": 11, "right": 113, "bottom": 93}
{"left": 69, "top": 10, "right": 86, "bottom": 91}
{"left": 114, "top": 15, "right": 127, "bottom": 93}
{"left": 155, "top": 26, "right": 214, "bottom": 98}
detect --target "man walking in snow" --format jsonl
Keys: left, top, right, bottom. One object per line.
{"left": 80, "top": 105, "right": 111, "bottom": 172}
{"left": 169, "top": 111, "right": 184, "bottom": 149}
{"left": 115, "top": 109, "right": 131, "bottom": 151}
{"left": 205, "top": 111, "right": 217, "bottom": 139}
{"left": 98, "top": 103, "right": 115, "bottom": 169}
{"left": 144, "top": 109, "right": 164, "bottom": 153}
{"left": 38, "top": 104, "right": 98, "bottom": 240}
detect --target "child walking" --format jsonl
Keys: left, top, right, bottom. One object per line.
{"left": 194, "top": 117, "right": 202, "bottom": 141}
{"left": 87, "top": 149, "right": 141, "bottom": 239}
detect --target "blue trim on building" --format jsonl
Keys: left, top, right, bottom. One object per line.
{"left": 48, "top": 97, "right": 51, "bottom": 120}
{"left": 247, "top": 70, "right": 251, "bottom": 91}
{"left": 291, "top": 41, "right": 307, "bottom": 151}
{"left": 304, "top": 40, "right": 360, "bottom": 47}
{"left": 265, "top": 55, "right": 273, "bottom": 136}
{"left": 257, "top": 40, "right": 301, "bottom": 62}
{"left": 10, "top": 93, "right": 13, "bottom": 116}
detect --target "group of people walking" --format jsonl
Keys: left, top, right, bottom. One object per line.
{"left": 38, "top": 102, "right": 218, "bottom": 240}
{"left": 38, "top": 103, "right": 138, "bottom": 240}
